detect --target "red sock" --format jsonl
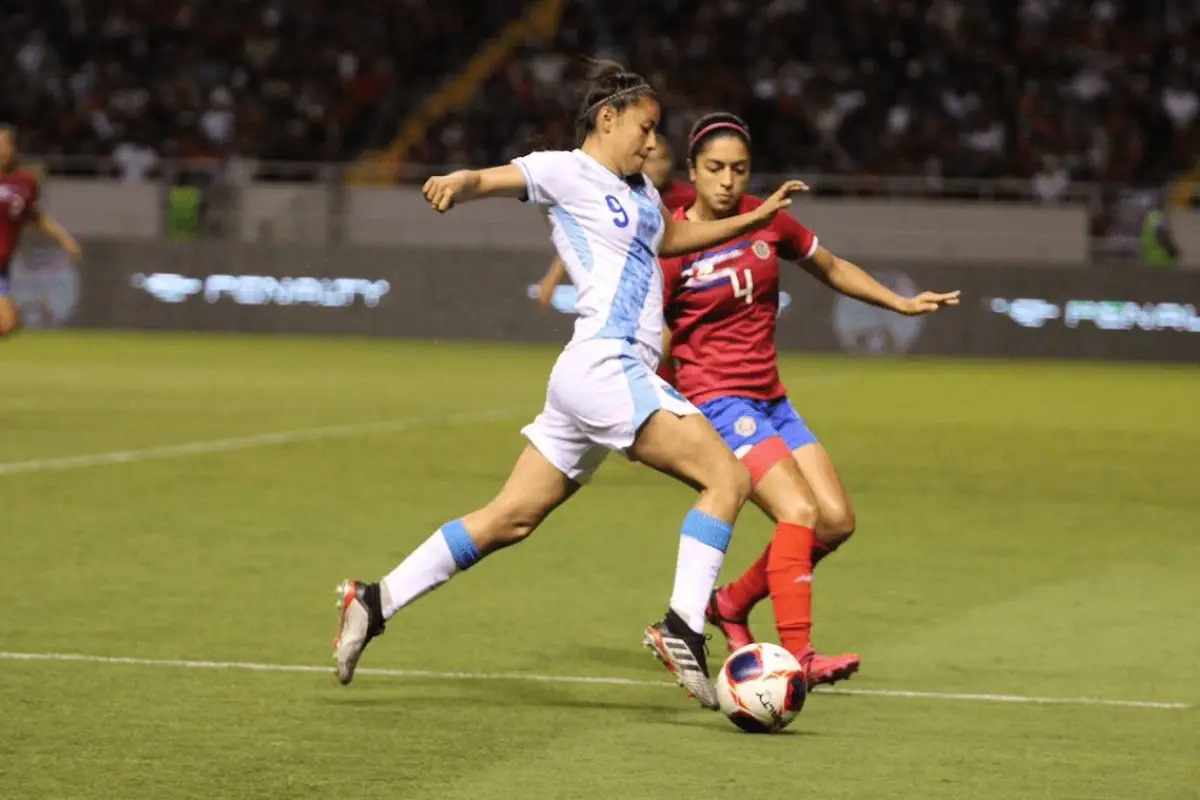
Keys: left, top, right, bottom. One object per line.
{"left": 722, "top": 543, "right": 771, "bottom": 616}
{"left": 767, "top": 522, "right": 815, "bottom": 655}
{"left": 812, "top": 538, "right": 833, "bottom": 567}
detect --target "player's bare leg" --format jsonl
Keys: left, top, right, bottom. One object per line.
{"left": 774, "top": 444, "right": 861, "bottom": 685}
{"left": 793, "top": 443, "right": 857, "bottom": 559}
{"left": 632, "top": 411, "right": 752, "bottom": 710}
{"left": 0, "top": 295, "right": 19, "bottom": 337}
{"left": 708, "top": 452, "right": 817, "bottom": 652}
{"left": 334, "top": 445, "right": 577, "bottom": 684}
{"left": 709, "top": 446, "right": 860, "bottom": 686}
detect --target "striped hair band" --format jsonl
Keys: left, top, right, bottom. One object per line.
{"left": 689, "top": 121, "right": 750, "bottom": 151}
{"left": 579, "top": 83, "right": 654, "bottom": 121}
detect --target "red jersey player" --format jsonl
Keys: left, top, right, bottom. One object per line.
{"left": 0, "top": 125, "right": 82, "bottom": 336}
{"left": 660, "top": 112, "right": 960, "bottom": 687}
{"left": 533, "top": 137, "right": 695, "bottom": 308}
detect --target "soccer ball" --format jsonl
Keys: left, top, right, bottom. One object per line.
{"left": 715, "top": 643, "right": 807, "bottom": 733}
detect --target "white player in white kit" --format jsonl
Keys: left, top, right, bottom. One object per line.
{"left": 333, "top": 60, "right": 807, "bottom": 710}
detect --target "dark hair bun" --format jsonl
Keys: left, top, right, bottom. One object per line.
{"left": 576, "top": 59, "right": 656, "bottom": 138}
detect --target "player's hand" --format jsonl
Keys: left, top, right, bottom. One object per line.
{"left": 535, "top": 276, "right": 557, "bottom": 309}
{"left": 62, "top": 238, "right": 83, "bottom": 262}
{"left": 422, "top": 171, "right": 471, "bottom": 213}
{"left": 754, "top": 180, "right": 810, "bottom": 223}
{"left": 900, "top": 290, "right": 961, "bottom": 315}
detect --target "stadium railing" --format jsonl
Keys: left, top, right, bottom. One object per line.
{"left": 29, "top": 154, "right": 1106, "bottom": 203}
{"left": 24, "top": 154, "right": 1180, "bottom": 266}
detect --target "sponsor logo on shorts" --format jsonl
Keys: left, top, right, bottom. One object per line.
{"left": 734, "top": 416, "right": 757, "bottom": 437}
{"left": 753, "top": 240, "right": 771, "bottom": 260}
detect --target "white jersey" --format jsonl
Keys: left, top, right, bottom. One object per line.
{"left": 513, "top": 149, "right": 666, "bottom": 364}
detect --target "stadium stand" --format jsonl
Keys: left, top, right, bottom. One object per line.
{"left": 2, "top": 0, "right": 1198, "bottom": 200}
{"left": 414, "top": 0, "right": 1200, "bottom": 192}
{"left": 0, "top": 0, "right": 532, "bottom": 169}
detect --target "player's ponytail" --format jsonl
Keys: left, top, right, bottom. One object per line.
{"left": 687, "top": 112, "right": 751, "bottom": 164}
{"left": 576, "top": 59, "right": 656, "bottom": 139}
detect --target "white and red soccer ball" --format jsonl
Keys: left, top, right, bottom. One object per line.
{"left": 715, "top": 642, "right": 808, "bottom": 733}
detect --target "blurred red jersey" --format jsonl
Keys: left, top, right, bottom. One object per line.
{"left": 659, "top": 180, "right": 696, "bottom": 210}
{"left": 660, "top": 195, "right": 819, "bottom": 406}
{"left": 0, "top": 168, "right": 41, "bottom": 271}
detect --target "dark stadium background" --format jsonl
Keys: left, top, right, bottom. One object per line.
{"left": 2, "top": 4, "right": 1197, "bottom": 800}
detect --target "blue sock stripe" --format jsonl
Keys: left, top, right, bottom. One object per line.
{"left": 440, "top": 520, "right": 481, "bottom": 570}
{"left": 681, "top": 508, "right": 733, "bottom": 553}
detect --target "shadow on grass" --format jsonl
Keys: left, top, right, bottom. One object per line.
{"left": 316, "top": 674, "right": 819, "bottom": 739}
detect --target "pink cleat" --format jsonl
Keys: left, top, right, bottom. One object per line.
{"left": 796, "top": 648, "right": 862, "bottom": 688}
{"left": 705, "top": 587, "right": 755, "bottom": 653}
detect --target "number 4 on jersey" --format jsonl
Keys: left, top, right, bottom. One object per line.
{"left": 728, "top": 268, "right": 754, "bottom": 304}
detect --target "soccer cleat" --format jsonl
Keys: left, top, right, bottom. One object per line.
{"left": 796, "top": 648, "right": 861, "bottom": 688}
{"left": 642, "top": 609, "right": 719, "bottom": 711}
{"left": 333, "top": 580, "right": 386, "bottom": 685}
{"left": 705, "top": 588, "right": 755, "bottom": 653}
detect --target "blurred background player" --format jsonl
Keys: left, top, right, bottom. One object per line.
{"left": 659, "top": 112, "right": 960, "bottom": 685}
{"left": 534, "top": 137, "right": 695, "bottom": 308}
{"left": 332, "top": 62, "right": 809, "bottom": 710}
{"left": 0, "top": 124, "right": 82, "bottom": 337}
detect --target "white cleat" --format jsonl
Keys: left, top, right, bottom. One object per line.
{"left": 642, "top": 610, "right": 719, "bottom": 711}
{"left": 333, "top": 580, "right": 386, "bottom": 685}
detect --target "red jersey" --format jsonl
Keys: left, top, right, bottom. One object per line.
{"left": 0, "top": 168, "right": 41, "bottom": 271}
{"left": 659, "top": 180, "right": 696, "bottom": 210}
{"left": 660, "top": 195, "right": 819, "bottom": 406}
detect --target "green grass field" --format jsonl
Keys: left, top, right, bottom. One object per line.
{"left": 2, "top": 332, "right": 1197, "bottom": 800}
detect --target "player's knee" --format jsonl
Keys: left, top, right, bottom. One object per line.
{"left": 470, "top": 498, "right": 547, "bottom": 548}
{"left": 775, "top": 493, "right": 820, "bottom": 529}
{"left": 820, "top": 500, "right": 856, "bottom": 543}
{"left": 713, "top": 457, "right": 753, "bottom": 509}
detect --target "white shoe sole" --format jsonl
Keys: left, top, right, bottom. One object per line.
{"left": 333, "top": 580, "right": 369, "bottom": 685}
{"left": 642, "top": 625, "right": 719, "bottom": 711}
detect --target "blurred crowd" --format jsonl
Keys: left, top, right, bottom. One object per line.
{"left": 3, "top": 0, "right": 1199, "bottom": 202}
{"left": 0, "top": 0, "right": 528, "bottom": 178}
{"left": 416, "top": 0, "right": 1200, "bottom": 200}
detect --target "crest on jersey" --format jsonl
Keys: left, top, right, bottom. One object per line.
{"left": 0, "top": 185, "right": 27, "bottom": 220}
{"left": 734, "top": 416, "right": 758, "bottom": 437}
{"left": 753, "top": 240, "right": 771, "bottom": 260}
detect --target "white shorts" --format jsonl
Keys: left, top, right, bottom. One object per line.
{"left": 521, "top": 338, "right": 701, "bottom": 483}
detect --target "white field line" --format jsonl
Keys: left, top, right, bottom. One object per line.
{"left": 0, "top": 651, "right": 1187, "bottom": 711}
{"left": 0, "top": 408, "right": 513, "bottom": 477}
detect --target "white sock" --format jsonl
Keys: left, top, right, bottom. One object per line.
{"left": 669, "top": 535, "right": 726, "bottom": 633}
{"left": 380, "top": 531, "right": 460, "bottom": 619}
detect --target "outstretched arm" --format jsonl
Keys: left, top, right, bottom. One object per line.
{"left": 800, "top": 246, "right": 959, "bottom": 315}
{"left": 659, "top": 180, "right": 808, "bottom": 258}
{"left": 423, "top": 165, "right": 528, "bottom": 212}
{"left": 33, "top": 212, "right": 82, "bottom": 260}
